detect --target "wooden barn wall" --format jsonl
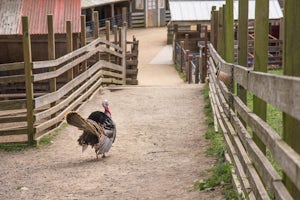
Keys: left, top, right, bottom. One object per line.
{"left": 0, "top": 34, "right": 80, "bottom": 64}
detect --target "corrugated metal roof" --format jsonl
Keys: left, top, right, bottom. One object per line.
{"left": 169, "top": 0, "right": 283, "bottom": 22}
{"left": 81, "top": 0, "right": 129, "bottom": 9}
{"left": 21, "top": 0, "right": 81, "bottom": 34}
{"left": 0, "top": 0, "right": 81, "bottom": 35}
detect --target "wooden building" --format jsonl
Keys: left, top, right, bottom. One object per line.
{"left": 81, "top": 0, "right": 170, "bottom": 28}
{"left": 0, "top": 0, "right": 81, "bottom": 64}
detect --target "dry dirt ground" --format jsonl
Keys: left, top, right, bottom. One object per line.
{"left": 0, "top": 27, "right": 223, "bottom": 200}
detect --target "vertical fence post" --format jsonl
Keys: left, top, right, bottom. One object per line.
{"left": 217, "top": 6, "right": 224, "bottom": 56}
{"left": 237, "top": 0, "right": 248, "bottom": 126}
{"left": 121, "top": 23, "right": 127, "bottom": 85}
{"left": 22, "top": 16, "right": 35, "bottom": 145}
{"left": 210, "top": 6, "right": 217, "bottom": 47}
{"left": 184, "top": 34, "right": 189, "bottom": 50}
{"left": 114, "top": 25, "right": 118, "bottom": 64}
{"left": 93, "top": 11, "right": 99, "bottom": 38}
{"left": 118, "top": 27, "right": 122, "bottom": 65}
{"left": 180, "top": 41, "right": 184, "bottom": 72}
{"left": 185, "top": 50, "right": 190, "bottom": 82}
{"left": 203, "top": 25, "right": 208, "bottom": 83}
{"left": 66, "top": 21, "right": 73, "bottom": 81}
{"left": 106, "top": 20, "right": 111, "bottom": 62}
{"left": 81, "top": 15, "right": 87, "bottom": 71}
{"left": 253, "top": 0, "right": 269, "bottom": 154}
{"left": 283, "top": 0, "right": 300, "bottom": 197}
{"left": 122, "top": 7, "right": 127, "bottom": 25}
{"left": 47, "top": 14, "right": 57, "bottom": 120}
{"left": 188, "top": 55, "right": 193, "bottom": 84}
{"left": 224, "top": 0, "right": 234, "bottom": 63}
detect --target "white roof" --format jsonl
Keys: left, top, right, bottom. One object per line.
{"left": 169, "top": 0, "right": 283, "bottom": 22}
{"left": 81, "top": 0, "right": 128, "bottom": 9}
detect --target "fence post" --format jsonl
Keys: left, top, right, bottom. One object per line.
{"left": 184, "top": 34, "right": 189, "bottom": 50}
{"left": 224, "top": 0, "right": 234, "bottom": 63}
{"left": 114, "top": 25, "right": 118, "bottom": 64}
{"left": 211, "top": 6, "right": 218, "bottom": 49}
{"left": 22, "top": 16, "right": 35, "bottom": 145}
{"left": 217, "top": 6, "right": 224, "bottom": 56}
{"left": 122, "top": 7, "right": 127, "bottom": 25}
{"left": 66, "top": 21, "right": 73, "bottom": 81}
{"left": 253, "top": 0, "right": 268, "bottom": 154}
{"left": 180, "top": 41, "right": 184, "bottom": 72}
{"left": 185, "top": 50, "right": 190, "bottom": 82}
{"left": 237, "top": 0, "right": 248, "bottom": 126}
{"left": 106, "top": 21, "right": 111, "bottom": 62}
{"left": 283, "top": 0, "right": 300, "bottom": 197}
{"left": 121, "top": 23, "right": 127, "bottom": 85}
{"left": 81, "top": 15, "right": 87, "bottom": 71}
{"left": 47, "top": 14, "right": 57, "bottom": 120}
{"left": 93, "top": 11, "right": 99, "bottom": 38}
{"left": 188, "top": 55, "right": 193, "bottom": 84}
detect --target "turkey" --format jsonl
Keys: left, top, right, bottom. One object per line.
{"left": 66, "top": 100, "right": 116, "bottom": 158}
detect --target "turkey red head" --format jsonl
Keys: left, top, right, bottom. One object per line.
{"left": 102, "top": 99, "right": 111, "bottom": 116}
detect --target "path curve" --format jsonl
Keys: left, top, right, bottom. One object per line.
{"left": 0, "top": 27, "right": 222, "bottom": 200}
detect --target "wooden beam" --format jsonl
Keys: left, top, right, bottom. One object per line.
{"left": 217, "top": 6, "right": 224, "bottom": 56}
{"left": 253, "top": 0, "right": 269, "bottom": 154}
{"left": 81, "top": 15, "right": 87, "bottom": 71}
{"left": 22, "top": 16, "right": 35, "bottom": 145}
{"left": 66, "top": 20, "right": 73, "bottom": 81}
{"left": 224, "top": 0, "right": 234, "bottom": 63}
{"left": 283, "top": 0, "right": 300, "bottom": 197}
{"left": 237, "top": 0, "right": 248, "bottom": 125}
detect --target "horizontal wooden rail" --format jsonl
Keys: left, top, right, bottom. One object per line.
{"left": 209, "top": 43, "right": 300, "bottom": 121}
{"left": 208, "top": 43, "right": 298, "bottom": 199}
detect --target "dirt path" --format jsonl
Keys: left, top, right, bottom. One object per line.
{"left": 0, "top": 28, "right": 222, "bottom": 200}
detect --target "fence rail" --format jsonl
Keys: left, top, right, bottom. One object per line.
{"left": 208, "top": 43, "right": 300, "bottom": 199}
{"left": 0, "top": 16, "right": 127, "bottom": 145}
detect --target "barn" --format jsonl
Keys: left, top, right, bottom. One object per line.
{"left": 0, "top": 0, "right": 81, "bottom": 64}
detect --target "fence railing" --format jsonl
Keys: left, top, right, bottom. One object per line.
{"left": 0, "top": 16, "right": 127, "bottom": 145}
{"left": 208, "top": 43, "right": 300, "bottom": 199}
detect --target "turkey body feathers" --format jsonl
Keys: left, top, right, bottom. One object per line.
{"left": 66, "top": 111, "right": 116, "bottom": 158}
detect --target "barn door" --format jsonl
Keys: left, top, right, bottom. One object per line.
{"left": 147, "top": 0, "right": 157, "bottom": 27}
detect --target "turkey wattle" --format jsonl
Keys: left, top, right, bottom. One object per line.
{"left": 66, "top": 100, "right": 116, "bottom": 158}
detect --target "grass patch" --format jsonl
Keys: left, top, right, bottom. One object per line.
{"left": 195, "top": 83, "right": 240, "bottom": 199}
{"left": 0, "top": 123, "right": 66, "bottom": 151}
{"left": 38, "top": 123, "right": 66, "bottom": 147}
{"left": 0, "top": 143, "right": 35, "bottom": 152}
{"left": 175, "top": 64, "right": 186, "bottom": 81}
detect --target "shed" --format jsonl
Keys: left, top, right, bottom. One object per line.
{"left": 169, "top": 0, "right": 283, "bottom": 25}
{"left": 0, "top": 0, "right": 81, "bottom": 64}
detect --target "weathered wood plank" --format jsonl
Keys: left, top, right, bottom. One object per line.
{"left": 0, "top": 62, "right": 24, "bottom": 71}
{"left": 248, "top": 71, "right": 300, "bottom": 122}
{"left": 0, "top": 128, "right": 27, "bottom": 136}
{"left": 35, "top": 77, "right": 104, "bottom": 133}
{"left": 34, "top": 61, "right": 101, "bottom": 109}
{"left": 35, "top": 69, "right": 103, "bottom": 121}
{"left": 0, "top": 116, "right": 27, "bottom": 123}
{"left": 33, "top": 45, "right": 100, "bottom": 82}
{"left": 0, "top": 75, "right": 25, "bottom": 83}
{"left": 32, "top": 37, "right": 101, "bottom": 69}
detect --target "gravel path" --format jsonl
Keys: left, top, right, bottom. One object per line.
{"left": 0, "top": 27, "right": 222, "bottom": 200}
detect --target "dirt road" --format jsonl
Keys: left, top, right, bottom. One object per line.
{"left": 0, "top": 27, "right": 222, "bottom": 200}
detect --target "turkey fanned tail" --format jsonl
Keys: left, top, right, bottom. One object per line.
{"left": 66, "top": 111, "right": 116, "bottom": 158}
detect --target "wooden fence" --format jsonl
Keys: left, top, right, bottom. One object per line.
{"left": 0, "top": 16, "right": 128, "bottom": 145}
{"left": 173, "top": 25, "right": 208, "bottom": 83}
{"left": 208, "top": 43, "right": 300, "bottom": 199}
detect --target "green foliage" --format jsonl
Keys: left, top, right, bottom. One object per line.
{"left": 175, "top": 64, "right": 186, "bottom": 81}
{"left": 0, "top": 123, "right": 66, "bottom": 151}
{"left": 0, "top": 143, "right": 35, "bottom": 152}
{"left": 199, "top": 83, "right": 240, "bottom": 199}
{"left": 38, "top": 123, "right": 66, "bottom": 147}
